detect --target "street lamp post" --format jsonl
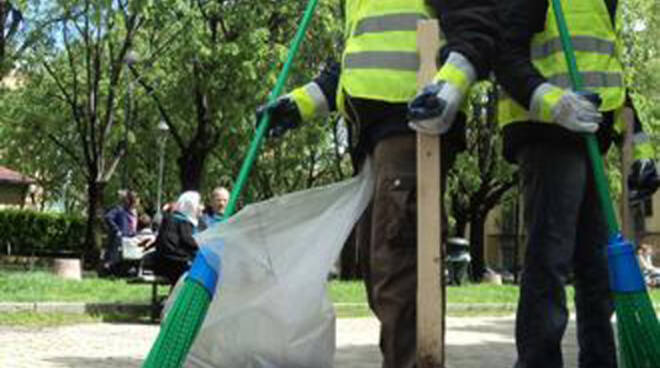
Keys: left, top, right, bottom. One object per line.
{"left": 154, "top": 119, "right": 169, "bottom": 227}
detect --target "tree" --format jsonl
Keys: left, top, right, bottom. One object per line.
{"left": 619, "top": 0, "right": 660, "bottom": 144}
{"left": 129, "top": 0, "right": 345, "bottom": 197}
{"left": 448, "top": 82, "right": 517, "bottom": 281}
{"left": 0, "top": 1, "right": 86, "bottom": 212}
{"left": 10, "top": 0, "right": 148, "bottom": 259}
{"left": 2, "top": 0, "right": 349, "bottom": 218}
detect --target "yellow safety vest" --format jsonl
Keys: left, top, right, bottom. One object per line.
{"left": 337, "top": 0, "right": 436, "bottom": 115}
{"left": 498, "top": 0, "right": 625, "bottom": 126}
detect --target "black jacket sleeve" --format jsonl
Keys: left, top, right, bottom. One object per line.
{"left": 177, "top": 222, "right": 199, "bottom": 255}
{"left": 426, "top": 0, "right": 500, "bottom": 79}
{"left": 493, "top": 0, "right": 549, "bottom": 108}
{"left": 312, "top": 59, "right": 341, "bottom": 112}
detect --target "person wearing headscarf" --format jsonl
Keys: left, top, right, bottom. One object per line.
{"left": 154, "top": 191, "right": 203, "bottom": 286}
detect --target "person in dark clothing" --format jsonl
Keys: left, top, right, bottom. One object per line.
{"left": 101, "top": 190, "right": 139, "bottom": 275}
{"left": 154, "top": 191, "right": 202, "bottom": 286}
{"left": 493, "top": 1, "right": 659, "bottom": 367}
{"left": 257, "top": 1, "right": 498, "bottom": 366}
{"left": 105, "top": 191, "right": 139, "bottom": 237}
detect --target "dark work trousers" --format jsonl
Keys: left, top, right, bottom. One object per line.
{"left": 357, "top": 134, "right": 457, "bottom": 368}
{"left": 154, "top": 255, "right": 191, "bottom": 287}
{"left": 102, "top": 233, "right": 122, "bottom": 275}
{"left": 514, "top": 143, "right": 617, "bottom": 368}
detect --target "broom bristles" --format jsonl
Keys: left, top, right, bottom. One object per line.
{"left": 142, "top": 280, "right": 211, "bottom": 368}
{"left": 614, "top": 292, "right": 660, "bottom": 368}
{"left": 606, "top": 234, "right": 660, "bottom": 368}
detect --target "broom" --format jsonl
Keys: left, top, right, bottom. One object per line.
{"left": 550, "top": 0, "right": 660, "bottom": 367}
{"left": 142, "top": 1, "right": 320, "bottom": 366}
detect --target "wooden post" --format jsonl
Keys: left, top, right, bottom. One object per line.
{"left": 621, "top": 107, "right": 635, "bottom": 240}
{"left": 416, "top": 20, "right": 445, "bottom": 367}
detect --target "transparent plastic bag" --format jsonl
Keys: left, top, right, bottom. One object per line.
{"left": 185, "top": 160, "right": 374, "bottom": 368}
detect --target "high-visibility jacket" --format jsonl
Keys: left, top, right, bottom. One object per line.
{"left": 290, "top": 0, "right": 438, "bottom": 121}
{"left": 498, "top": 0, "right": 625, "bottom": 125}
{"left": 497, "top": 0, "right": 652, "bottom": 159}
{"left": 336, "top": 0, "right": 435, "bottom": 113}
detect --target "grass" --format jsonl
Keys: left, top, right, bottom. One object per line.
{"left": 0, "top": 270, "right": 169, "bottom": 303}
{"left": 2, "top": 271, "right": 659, "bottom": 325}
{"left": 0, "top": 312, "right": 154, "bottom": 327}
{"left": 331, "top": 280, "right": 523, "bottom": 304}
{"left": 329, "top": 280, "right": 660, "bottom": 305}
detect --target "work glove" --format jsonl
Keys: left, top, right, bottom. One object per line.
{"left": 530, "top": 83, "right": 602, "bottom": 133}
{"left": 408, "top": 52, "right": 477, "bottom": 135}
{"left": 255, "top": 95, "right": 302, "bottom": 138}
{"left": 629, "top": 159, "right": 660, "bottom": 200}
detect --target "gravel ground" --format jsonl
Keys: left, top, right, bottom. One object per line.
{"left": 0, "top": 316, "right": 584, "bottom": 368}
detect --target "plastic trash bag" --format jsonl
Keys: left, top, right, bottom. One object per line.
{"left": 184, "top": 160, "right": 374, "bottom": 368}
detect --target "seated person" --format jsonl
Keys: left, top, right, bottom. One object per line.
{"left": 637, "top": 244, "right": 660, "bottom": 286}
{"left": 122, "top": 214, "right": 157, "bottom": 261}
{"left": 200, "top": 187, "right": 230, "bottom": 230}
{"left": 153, "top": 191, "right": 203, "bottom": 286}
{"left": 135, "top": 214, "right": 157, "bottom": 250}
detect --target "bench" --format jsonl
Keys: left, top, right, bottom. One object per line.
{"left": 127, "top": 274, "right": 171, "bottom": 321}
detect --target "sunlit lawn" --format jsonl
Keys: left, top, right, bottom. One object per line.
{"left": 2, "top": 271, "right": 659, "bottom": 325}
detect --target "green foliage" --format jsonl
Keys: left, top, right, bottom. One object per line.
{"left": 0, "top": 71, "right": 84, "bottom": 211}
{"left": 123, "top": 0, "right": 346, "bottom": 200}
{"left": 0, "top": 0, "right": 348, "bottom": 217}
{"left": 448, "top": 82, "right": 517, "bottom": 237}
{"left": 619, "top": 0, "right": 660, "bottom": 156}
{"left": 0, "top": 210, "right": 85, "bottom": 256}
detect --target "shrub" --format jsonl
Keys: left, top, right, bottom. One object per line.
{"left": 0, "top": 209, "right": 85, "bottom": 257}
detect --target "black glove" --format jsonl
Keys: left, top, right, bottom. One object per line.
{"left": 255, "top": 96, "right": 302, "bottom": 138}
{"left": 629, "top": 159, "right": 660, "bottom": 200}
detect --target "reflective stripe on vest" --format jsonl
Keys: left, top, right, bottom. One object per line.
{"left": 531, "top": 36, "right": 615, "bottom": 59}
{"left": 338, "top": 0, "right": 435, "bottom": 109}
{"left": 497, "top": 0, "right": 625, "bottom": 126}
{"left": 344, "top": 51, "right": 419, "bottom": 71}
{"left": 547, "top": 72, "right": 623, "bottom": 89}
{"left": 353, "top": 13, "right": 429, "bottom": 37}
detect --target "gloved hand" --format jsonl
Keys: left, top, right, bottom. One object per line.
{"left": 530, "top": 83, "right": 602, "bottom": 133}
{"left": 255, "top": 95, "right": 302, "bottom": 138}
{"left": 408, "top": 52, "right": 476, "bottom": 135}
{"left": 629, "top": 159, "right": 660, "bottom": 200}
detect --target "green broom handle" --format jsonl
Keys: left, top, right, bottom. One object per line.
{"left": 224, "top": 0, "right": 319, "bottom": 217}
{"left": 551, "top": 0, "right": 621, "bottom": 237}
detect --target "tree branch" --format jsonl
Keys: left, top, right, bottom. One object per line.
{"left": 128, "top": 64, "right": 186, "bottom": 149}
{"left": 43, "top": 132, "right": 88, "bottom": 179}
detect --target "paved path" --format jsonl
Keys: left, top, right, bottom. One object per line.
{"left": 0, "top": 316, "right": 582, "bottom": 368}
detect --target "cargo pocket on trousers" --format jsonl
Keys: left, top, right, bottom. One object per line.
{"left": 383, "top": 173, "right": 416, "bottom": 249}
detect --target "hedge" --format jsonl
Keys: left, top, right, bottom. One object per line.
{"left": 0, "top": 209, "right": 86, "bottom": 257}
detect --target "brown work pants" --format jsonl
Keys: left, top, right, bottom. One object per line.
{"left": 357, "top": 134, "right": 456, "bottom": 368}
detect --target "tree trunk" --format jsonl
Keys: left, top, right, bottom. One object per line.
{"left": 178, "top": 149, "right": 208, "bottom": 191}
{"left": 454, "top": 217, "right": 468, "bottom": 238}
{"left": 469, "top": 212, "right": 487, "bottom": 281}
{"left": 84, "top": 179, "right": 106, "bottom": 269}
